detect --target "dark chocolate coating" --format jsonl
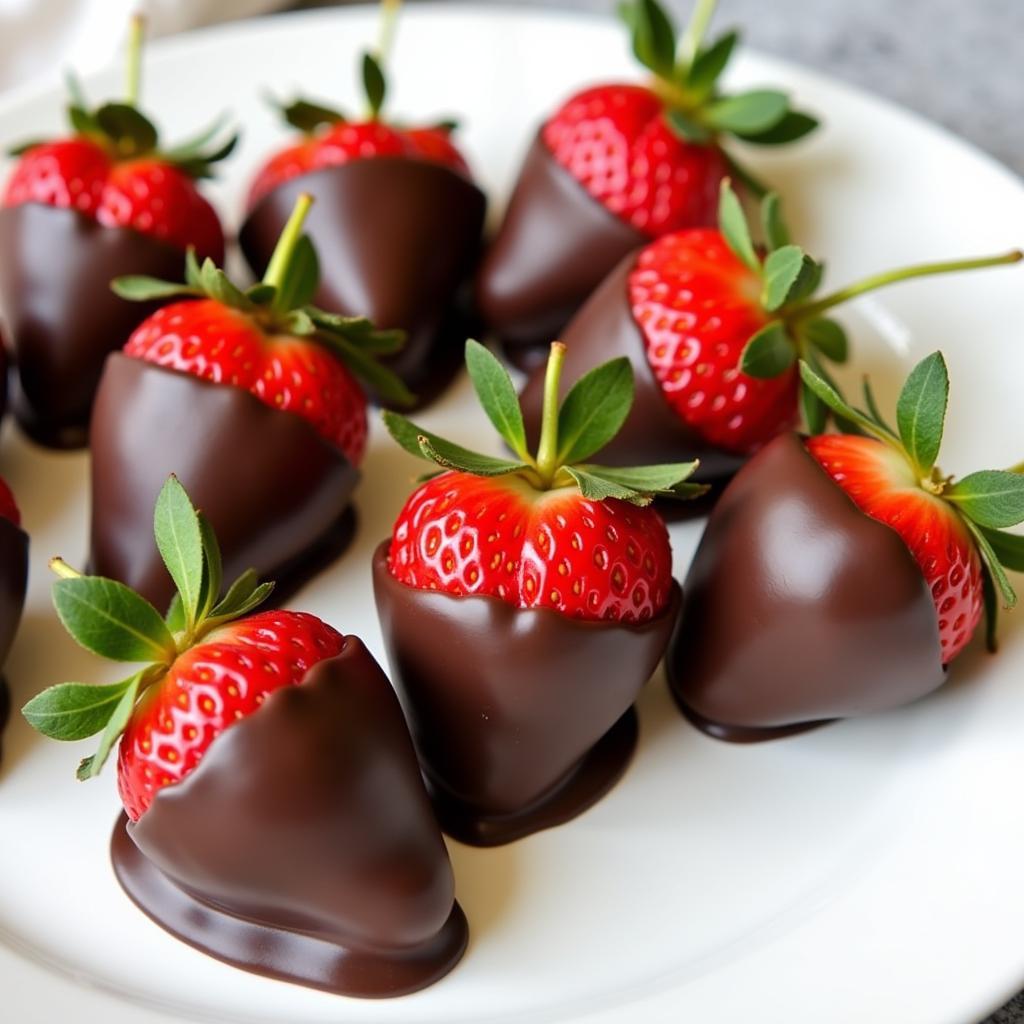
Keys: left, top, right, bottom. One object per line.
{"left": 0, "top": 203, "right": 185, "bottom": 448}
{"left": 475, "top": 133, "right": 647, "bottom": 352}
{"left": 373, "top": 542, "right": 679, "bottom": 845}
{"left": 112, "top": 638, "right": 467, "bottom": 998}
{"left": 520, "top": 253, "right": 746, "bottom": 486}
{"left": 668, "top": 432, "right": 945, "bottom": 736}
{"left": 0, "top": 515, "right": 28, "bottom": 760}
{"left": 89, "top": 355, "right": 358, "bottom": 612}
{"left": 239, "top": 159, "right": 486, "bottom": 408}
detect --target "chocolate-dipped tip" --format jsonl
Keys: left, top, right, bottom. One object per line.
{"left": 0, "top": 514, "right": 27, "bottom": 763}
{"left": 89, "top": 354, "right": 359, "bottom": 611}
{"left": 373, "top": 541, "right": 679, "bottom": 845}
{"left": 668, "top": 432, "right": 945, "bottom": 738}
{"left": 476, "top": 134, "right": 646, "bottom": 351}
{"left": 239, "top": 158, "right": 486, "bottom": 408}
{"left": 113, "top": 638, "right": 467, "bottom": 997}
{"left": 0, "top": 203, "right": 184, "bottom": 449}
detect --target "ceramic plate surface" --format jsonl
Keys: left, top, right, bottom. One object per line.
{"left": 1, "top": 4, "right": 1023, "bottom": 1023}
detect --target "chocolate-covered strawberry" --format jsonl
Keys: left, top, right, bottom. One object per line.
{"left": 239, "top": 3, "right": 485, "bottom": 407}
{"left": 0, "top": 18, "right": 235, "bottom": 448}
{"left": 669, "top": 353, "right": 1024, "bottom": 739}
{"left": 520, "top": 182, "right": 1022, "bottom": 487}
{"left": 374, "top": 339, "right": 700, "bottom": 845}
{"left": 476, "top": 0, "right": 818, "bottom": 359}
{"left": 0, "top": 477, "right": 28, "bottom": 762}
{"left": 23, "top": 477, "right": 467, "bottom": 997}
{"left": 91, "top": 193, "right": 410, "bottom": 611}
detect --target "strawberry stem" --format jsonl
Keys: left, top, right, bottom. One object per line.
{"left": 535, "top": 342, "right": 567, "bottom": 487}
{"left": 125, "top": 14, "right": 145, "bottom": 106}
{"left": 679, "top": 0, "right": 719, "bottom": 70}
{"left": 791, "top": 249, "right": 1023, "bottom": 321}
{"left": 262, "top": 192, "right": 314, "bottom": 307}
{"left": 378, "top": 0, "right": 402, "bottom": 69}
{"left": 49, "top": 557, "right": 82, "bottom": 580}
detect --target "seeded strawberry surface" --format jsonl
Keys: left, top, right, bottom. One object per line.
{"left": 117, "top": 611, "right": 344, "bottom": 821}
{"left": 389, "top": 471, "right": 673, "bottom": 622}
{"left": 542, "top": 84, "right": 728, "bottom": 237}
{"left": 3, "top": 138, "right": 224, "bottom": 261}
{"left": 124, "top": 298, "right": 369, "bottom": 464}
{"left": 0, "top": 478, "right": 20, "bottom": 527}
{"left": 629, "top": 229, "right": 798, "bottom": 452}
{"left": 806, "top": 434, "right": 984, "bottom": 663}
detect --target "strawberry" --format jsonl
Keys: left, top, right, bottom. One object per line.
{"left": 113, "top": 193, "right": 413, "bottom": 465}
{"left": 384, "top": 340, "right": 707, "bottom": 623}
{"left": 801, "top": 353, "right": 1024, "bottom": 663}
{"left": 3, "top": 18, "right": 232, "bottom": 261}
{"left": 0, "top": 477, "right": 20, "bottom": 528}
{"left": 22, "top": 476, "right": 345, "bottom": 821}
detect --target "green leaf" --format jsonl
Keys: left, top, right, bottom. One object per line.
{"left": 760, "top": 193, "right": 789, "bottom": 251}
{"left": 800, "top": 375, "right": 828, "bottom": 435}
{"left": 705, "top": 90, "right": 789, "bottom": 135}
{"left": 979, "top": 527, "right": 1024, "bottom": 573}
{"left": 279, "top": 97, "right": 346, "bottom": 133}
{"left": 981, "top": 564, "right": 999, "bottom": 653}
{"left": 274, "top": 235, "right": 319, "bottom": 312}
{"left": 564, "top": 466, "right": 652, "bottom": 506}
{"left": 22, "top": 678, "right": 137, "bottom": 741}
{"left": 77, "top": 670, "right": 146, "bottom": 780}
{"left": 362, "top": 52, "right": 387, "bottom": 117}
{"left": 803, "top": 317, "right": 848, "bottom": 363}
{"left": 110, "top": 276, "right": 199, "bottom": 302}
{"left": 165, "top": 592, "right": 185, "bottom": 632}
{"left": 741, "top": 322, "right": 796, "bottom": 378}
{"left": 783, "top": 256, "right": 823, "bottom": 304}
{"left": 557, "top": 358, "right": 635, "bottom": 465}
{"left": 184, "top": 247, "right": 203, "bottom": 288}
{"left": 718, "top": 180, "right": 759, "bottom": 272}
{"left": 895, "top": 351, "right": 948, "bottom": 474}
{"left": 65, "top": 70, "right": 88, "bottom": 109}
{"left": 383, "top": 411, "right": 528, "bottom": 476}
{"left": 53, "top": 576, "right": 175, "bottom": 663}
{"left": 734, "top": 109, "right": 819, "bottom": 145}
{"left": 280, "top": 309, "right": 316, "bottom": 336}
{"left": 308, "top": 310, "right": 406, "bottom": 355}
{"left": 220, "top": 581, "right": 274, "bottom": 620}
{"left": 196, "top": 512, "right": 223, "bottom": 619}
{"left": 464, "top": 340, "right": 528, "bottom": 459}
{"left": 947, "top": 471, "right": 1024, "bottom": 528}
{"left": 324, "top": 335, "right": 415, "bottom": 408}
{"left": 664, "top": 109, "right": 712, "bottom": 144}
{"left": 211, "top": 568, "right": 259, "bottom": 617}
{"left": 95, "top": 103, "right": 158, "bottom": 154}
{"left": 761, "top": 245, "right": 811, "bottom": 310}
{"left": 861, "top": 376, "right": 895, "bottom": 435}
{"left": 153, "top": 476, "right": 204, "bottom": 631}
{"left": 161, "top": 113, "right": 231, "bottom": 159}
{"left": 686, "top": 30, "right": 738, "bottom": 97}
{"left": 574, "top": 461, "right": 703, "bottom": 499}
{"left": 198, "top": 259, "right": 253, "bottom": 312}
{"left": 798, "top": 360, "right": 882, "bottom": 438}
{"left": 630, "top": 0, "right": 677, "bottom": 77}
{"left": 964, "top": 517, "right": 1017, "bottom": 609}
{"left": 68, "top": 104, "right": 100, "bottom": 136}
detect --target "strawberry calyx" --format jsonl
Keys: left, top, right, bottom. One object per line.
{"left": 714, "top": 180, "right": 1023, "bottom": 433}
{"left": 618, "top": 0, "right": 817, "bottom": 190}
{"left": 22, "top": 477, "right": 277, "bottom": 781}
{"left": 801, "top": 353, "right": 1024, "bottom": 651}
{"left": 111, "top": 193, "right": 414, "bottom": 407}
{"left": 384, "top": 339, "right": 708, "bottom": 507}
{"left": 8, "top": 17, "right": 237, "bottom": 179}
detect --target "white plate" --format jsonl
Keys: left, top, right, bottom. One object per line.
{"left": 1, "top": 4, "right": 1023, "bottom": 1023}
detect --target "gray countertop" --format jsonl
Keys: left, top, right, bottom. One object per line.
{"left": 315, "top": 2, "right": 1023, "bottom": 1020}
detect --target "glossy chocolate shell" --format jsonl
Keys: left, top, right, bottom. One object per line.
{"left": 0, "top": 515, "right": 28, "bottom": 760}
{"left": 89, "top": 354, "right": 358, "bottom": 612}
{"left": 112, "top": 638, "right": 467, "bottom": 997}
{"left": 373, "top": 542, "right": 680, "bottom": 845}
{"left": 476, "top": 133, "right": 647, "bottom": 353}
{"left": 0, "top": 203, "right": 185, "bottom": 448}
{"left": 239, "top": 158, "right": 486, "bottom": 409}
{"left": 668, "top": 432, "right": 945, "bottom": 738}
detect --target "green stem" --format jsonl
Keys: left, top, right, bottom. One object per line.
{"left": 1009, "top": 462, "right": 1024, "bottom": 475}
{"left": 678, "top": 0, "right": 718, "bottom": 70}
{"left": 262, "top": 192, "right": 314, "bottom": 308}
{"left": 792, "top": 249, "right": 1023, "bottom": 322}
{"left": 49, "top": 557, "right": 83, "bottom": 580}
{"left": 378, "top": 0, "right": 402, "bottom": 68}
{"left": 535, "top": 343, "right": 567, "bottom": 487}
{"left": 124, "top": 14, "right": 145, "bottom": 106}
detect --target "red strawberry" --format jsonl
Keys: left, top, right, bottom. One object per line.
{"left": 22, "top": 476, "right": 345, "bottom": 821}
{"left": 806, "top": 434, "right": 983, "bottom": 663}
{"left": 3, "top": 20, "right": 232, "bottom": 261}
{"left": 117, "top": 609, "right": 343, "bottom": 820}
{"left": 801, "top": 353, "right": 1024, "bottom": 664}
{"left": 0, "top": 477, "right": 20, "bottom": 527}
{"left": 384, "top": 339, "right": 706, "bottom": 623}
{"left": 113, "top": 193, "right": 413, "bottom": 465}
{"left": 404, "top": 125, "right": 471, "bottom": 176}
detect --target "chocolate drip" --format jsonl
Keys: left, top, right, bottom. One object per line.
{"left": 373, "top": 542, "right": 679, "bottom": 846}
{"left": 0, "top": 516, "right": 29, "bottom": 762}
{"left": 476, "top": 134, "right": 647, "bottom": 352}
{"left": 519, "top": 254, "right": 746, "bottom": 486}
{"left": 0, "top": 204, "right": 185, "bottom": 448}
{"left": 239, "top": 159, "right": 486, "bottom": 409}
{"left": 112, "top": 639, "right": 467, "bottom": 998}
{"left": 668, "top": 432, "right": 945, "bottom": 737}
{"left": 89, "top": 355, "right": 359, "bottom": 612}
